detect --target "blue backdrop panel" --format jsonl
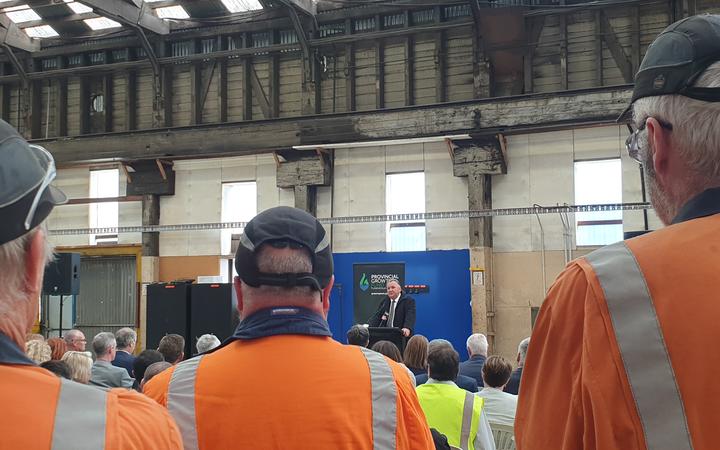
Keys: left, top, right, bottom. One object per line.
{"left": 328, "top": 249, "right": 472, "bottom": 356}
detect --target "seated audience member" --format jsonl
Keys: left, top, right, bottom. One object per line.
{"left": 25, "top": 339, "right": 51, "bottom": 364}
{"left": 477, "top": 355, "right": 518, "bottom": 427}
{"left": 112, "top": 327, "right": 137, "bottom": 376}
{"left": 459, "top": 333, "right": 488, "bottom": 387}
{"left": 90, "top": 332, "right": 134, "bottom": 388}
{"left": 63, "top": 329, "right": 87, "bottom": 351}
{"left": 417, "top": 339, "right": 479, "bottom": 393}
{"left": 416, "top": 342, "right": 495, "bottom": 450}
{"left": 404, "top": 334, "right": 429, "bottom": 376}
{"left": 40, "top": 360, "right": 72, "bottom": 379}
{"left": 142, "top": 361, "right": 172, "bottom": 391}
{"left": 196, "top": 334, "right": 221, "bottom": 354}
{"left": 158, "top": 334, "right": 185, "bottom": 364}
{"left": 505, "top": 337, "right": 529, "bottom": 395}
{"left": 61, "top": 351, "right": 94, "bottom": 384}
{"left": 372, "top": 340, "right": 416, "bottom": 386}
{"left": 132, "top": 349, "right": 165, "bottom": 391}
{"left": 47, "top": 337, "right": 67, "bottom": 360}
{"left": 346, "top": 324, "right": 370, "bottom": 347}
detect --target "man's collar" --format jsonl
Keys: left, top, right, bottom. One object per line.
{"left": 672, "top": 187, "right": 720, "bottom": 224}
{"left": 426, "top": 378, "right": 458, "bottom": 387}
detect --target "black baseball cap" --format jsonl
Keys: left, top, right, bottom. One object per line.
{"left": 0, "top": 120, "right": 66, "bottom": 245}
{"left": 234, "top": 206, "right": 333, "bottom": 291}
{"left": 618, "top": 14, "right": 720, "bottom": 121}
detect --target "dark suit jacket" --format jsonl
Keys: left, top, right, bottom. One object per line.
{"left": 505, "top": 367, "right": 523, "bottom": 395}
{"left": 458, "top": 354, "right": 486, "bottom": 388}
{"left": 368, "top": 293, "right": 416, "bottom": 332}
{"left": 415, "top": 373, "right": 478, "bottom": 393}
{"left": 112, "top": 350, "right": 135, "bottom": 377}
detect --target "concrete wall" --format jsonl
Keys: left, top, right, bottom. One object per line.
{"left": 46, "top": 124, "right": 662, "bottom": 361}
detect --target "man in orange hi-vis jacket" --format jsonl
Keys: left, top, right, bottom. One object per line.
{"left": 516, "top": 14, "right": 720, "bottom": 450}
{"left": 0, "top": 119, "right": 182, "bottom": 450}
{"left": 145, "top": 206, "right": 435, "bottom": 450}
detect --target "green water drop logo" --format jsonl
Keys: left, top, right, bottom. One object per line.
{"left": 359, "top": 273, "right": 370, "bottom": 291}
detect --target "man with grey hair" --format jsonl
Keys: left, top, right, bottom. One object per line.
{"left": 517, "top": 15, "right": 720, "bottom": 450}
{"left": 504, "top": 337, "right": 529, "bottom": 395}
{"left": 368, "top": 278, "right": 416, "bottom": 337}
{"left": 0, "top": 120, "right": 181, "bottom": 448}
{"left": 195, "top": 333, "right": 221, "bottom": 354}
{"left": 459, "top": 333, "right": 488, "bottom": 387}
{"left": 90, "top": 332, "right": 134, "bottom": 389}
{"left": 112, "top": 327, "right": 137, "bottom": 376}
{"left": 63, "top": 329, "right": 86, "bottom": 351}
{"left": 145, "top": 206, "right": 434, "bottom": 449}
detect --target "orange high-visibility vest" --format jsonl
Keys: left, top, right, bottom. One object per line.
{"left": 516, "top": 211, "right": 720, "bottom": 450}
{"left": 1, "top": 363, "right": 182, "bottom": 450}
{"left": 145, "top": 334, "right": 435, "bottom": 450}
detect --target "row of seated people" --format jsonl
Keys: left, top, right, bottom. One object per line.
{"left": 347, "top": 325, "right": 530, "bottom": 449}
{"left": 25, "top": 328, "right": 221, "bottom": 391}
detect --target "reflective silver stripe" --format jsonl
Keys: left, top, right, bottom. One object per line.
{"left": 459, "top": 391, "right": 475, "bottom": 450}
{"left": 360, "top": 347, "right": 398, "bottom": 450}
{"left": 586, "top": 242, "right": 693, "bottom": 450}
{"left": 52, "top": 378, "right": 107, "bottom": 450}
{"left": 167, "top": 356, "right": 204, "bottom": 450}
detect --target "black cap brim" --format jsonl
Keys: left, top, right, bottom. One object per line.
{"left": 0, "top": 183, "right": 66, "bottom": 245}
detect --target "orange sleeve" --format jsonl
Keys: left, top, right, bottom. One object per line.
{"left": 515, "top": 262, "right": 646, "bottom": 450}
{"left": 390, "top": 362, "right": 435, "bottom": 450}
{"left": 105, "top": 388, "right": 183, "bottom": 450}
{"left": 142, "top": 364, "right": 176, "bottom": 407}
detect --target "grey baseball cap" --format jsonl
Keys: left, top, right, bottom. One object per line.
{"left": 618, "top": 14, "right": 720, "bottom": 121}
{"left": 0, "top": 120, "right": 66, "bottom": 245}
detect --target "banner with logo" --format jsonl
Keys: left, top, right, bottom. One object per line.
{"left": 353, "top": 263, "right": 405, "bottom": 324}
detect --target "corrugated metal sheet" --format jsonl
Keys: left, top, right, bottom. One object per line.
{"left": 76, "top": 256, "right": 137, "bottom": 348}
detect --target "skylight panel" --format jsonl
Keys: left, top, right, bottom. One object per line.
{"left": 84, "top": 16, "right": 122, "bottom": 30}
{"left": 63, "top": 1, "right": 93, "bottom": 14}
{"left": 24, "top": 25, "right": 59, "bottom": 38}
{"left": 221, "top": 0, "right": 263, "bottom": 13}
{"left": 4, "top": 5, "right": 41, "bottom": 23}
{"left": 155, "top": 5, "right": 190, "bottom": 19}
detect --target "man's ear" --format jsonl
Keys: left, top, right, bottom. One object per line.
{"left": 25, "top": 229, "right": 47, "bottom": 298}
{"left": 234, "top": 276, "right": 244, "bottom": 315}
{"left": 320, "top": 275, "right": 334, "bottom": 317}
{"left": 646, "top": 117, "right": 673, "bottom": 183}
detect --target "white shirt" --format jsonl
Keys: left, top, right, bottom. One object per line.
{"left": 425, "top": 379, "right": 496, "bottom": 450}
{"left": 476, "top": 386, "right": 518, "bottom": 427}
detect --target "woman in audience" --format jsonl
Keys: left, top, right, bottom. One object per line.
{"left": 47, "top": 337, "right": 68, "bottom": 360}
{"left": 25, "top": 339, "right": 51, "bottom": 364}
{"left": 403, "top": 334, "right": 429, "bottom": 376}
{"left": 61, "top": 351, "right": 93, "bottom": 384}
{"left": 372, "top": 340, "right": 416, "bottom": 386}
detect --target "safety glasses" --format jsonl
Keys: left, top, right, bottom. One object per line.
{"left": 625, "top": 119, "right": 673, "bottom": 164}
{"left": 24, "top": 144, "right": 56, "bottom": 230}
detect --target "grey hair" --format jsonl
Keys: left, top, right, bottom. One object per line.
{"left": 242, "top": 244, "right": 318, "bottom": 302}
{"left": 196, "top": 334, "right": 221, "bottom": 354}
{"left": 115, "top": 327, "right": 137, "bottom": 349}
{"left": 92, "top": 332, "right": 116, "bottom": 357}
{"left": 0, "top": 222, "right": 54, "bottom": 314}
{"left": 466, "top": 333, "right": 489, "bottom": 357}
{"left": 633, "top": 61, "right": 720, "bottom": 183}
{"left": 518, "top": 337, "right": 531, "bottom": 365}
